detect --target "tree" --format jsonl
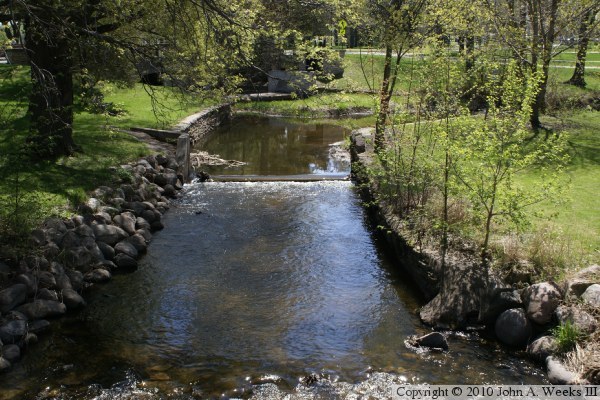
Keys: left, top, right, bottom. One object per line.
{"left": 484, "top": 0, "right": 596, "bottom": 128}
{"left": 0, "top": 0, "right": 258, "bottom": 160}
{"left": 567, "top": 8, "right": 598, "bottom": 88}
{"left": 451, "top": 61, "right": 568, "bottom": 270}
{"left": 364, "top": 0, "right": 429, "bottom": 153}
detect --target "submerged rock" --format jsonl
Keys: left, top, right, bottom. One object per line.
{"left": 414, "top": 332, "right": 448, "bottom": 350}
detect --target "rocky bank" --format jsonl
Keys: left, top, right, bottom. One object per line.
{"left": 0, "top": 153, "right": 186, "bottom": 372}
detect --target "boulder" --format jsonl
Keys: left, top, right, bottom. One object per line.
{"left": 93, "top": 186, "right": 114, "bottom": 200}
{"left": 527, "top": 336, "right": 558, "bottom": 361}
{"left": 42, "top": 242, "right": 61, "bottom": 259}
{"left": 125, "top": 234, "right": 147, "bottom": 253}
{"left": 44, "top": 218, "right": 67, "bottom": 233}
{"left": 151, "top": 220, "right": 164, "bottom": 231}
{"left": 155, "top": 154, "right": 168, "bottom": 166}
{"left": 2, "top": 344, "right": 20, "bottom": 363}
{"left": 136, "top": 228, "right": 152, "bottom": 242}
{"left": 24, "top": 332, "right": 38, "bottom": 345}
{"left": 83, "top": 268, "right": 111, "bottom": 283}
{"left": 74, "top": 224, "right": 95, "bottom": 238}
{"left": 113, "top": 212, "right": 137, "bottom": 235}
{"left": 495, "top": 308, "right": 532, "bottom": 347}
{"left": 524, "top": 282, "right": 562, "bottom": 325}
{"left": 163, "top": 184, "right": 176, "bottom": 198}
{"left": 59, "top": 230, "right": 80, "bottom": 249}
{"left": 582, "top": 284, "right": 600, "bottom": 308}
{"left": 17, "top": 300, "right": 66, "bottom": 320}
{"left": 66, "top": 270, "right": 84, "bottom": 291}
{"left": 37, "top": 271, "right": 57, "bottom": 289}
{"left": 85, "top": 197, "right": 102, "bottom": 212}
{"left": 0, "top": 357, "right": 11, "bottom": 372}
{"left": 555, "top": 305, "right": 597, "bottom": 334}
{"left": 49, "top": 262, "right": 65, "bottom": 276}
{"left": 0, "top": 320, "right": 28, "bottom": 343}
{"left": 61, "top": 288, "right": 86, "bottom": 310}
{"left": 564, "top": 265, "right": 600, "bottom": 297}
{"left": 547, "top": 356, "right": 578, "bottom": 384}
{"left": 0, "top": 261, "right": 11, "bottom": 281}
{"left": 93, "top": 211, "right": 112, "bottom": 225}
{"left": 15, "top": 274, "right": 37, "bottom": 295}
{"left": 28, "top": 319, "right": 51, "bottom": 334}
{"left": 479, "top": 289, "right": 523, "bottom": 324}
{"left": 92, "top": 224, "right": 128, "bottom": 246}
{"left": 37, "top": 288, "right": 58, "bottom": 302}
{"left": 114, "top": 240, "right": 138, "bottom": 259}
{"left": 136, "top": 217, "right": 152, "bottom": 230}
{"left": 55, "top": 273, "right": 72, "bottom": 291}
{"left": 0, "top": 284, "right": 27, "bottom": 313}
{"left": 96, "top": 241, "right": 115, "bottom": 261}
{"left": 63, "top": 246, "right": 93, "bottom": 272}
{"left": 414, "top": 332, "right": 448, "bottom": 350}
{"left": 29, "top": 229, "right": 47, "bottom": 246}
{"left": 113, "top": 254, "right": 138, "bottom": 271}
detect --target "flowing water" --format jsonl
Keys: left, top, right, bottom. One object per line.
{"left": 0, "top": 116, "right": 546, "bottom": 399}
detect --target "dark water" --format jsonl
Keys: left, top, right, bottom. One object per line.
{"left": 195, "top": 115, "right": 350, "bottom": 177}
{"left": 0, "top": 118, "right": 546, "bottom": 399}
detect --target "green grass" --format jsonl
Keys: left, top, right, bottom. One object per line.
{"left": 0, "top": 65, "right": 208, "bottom": 244}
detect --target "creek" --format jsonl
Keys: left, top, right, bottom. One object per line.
{"left": 0, "top": 116, "right": 546, "bottom": 399}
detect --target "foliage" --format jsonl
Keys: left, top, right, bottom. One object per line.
{"left": 552, "top": 321, "right": 583, "bottom": 353}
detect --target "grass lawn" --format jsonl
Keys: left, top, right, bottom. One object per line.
{"left": 0, "top": 65, "right": 208, "bottom": 242}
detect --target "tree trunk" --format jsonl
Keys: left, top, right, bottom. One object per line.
{"left": 567, "top": 10, "right": 595, "bottom": 88}
{"left": 25, "top": 18, "right": 78, "bottom": 160}
{"left": 375, "top": 44, "right": 393, "bottom": 153}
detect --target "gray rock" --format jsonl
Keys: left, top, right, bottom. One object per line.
{"left": 49, "top": 262, "right": 65, "bottom": 276}
{"left": 146, "top": 155, "right": 158, "bottom": 168}
{"left": 582, "top": 284, "right": 600, "bottom": 308}
{"left": 0, "top": 284, "right": 27, "bottom": 313}
{"left": 113, "top": 212, "right": 137, "bottom": 235}
{"left": 136, "top": 217, "right": 152, "bottom": 230}
{"left": 141, "top": 209, "right": 156, "bottom": 223}
{"left": 151, "top": 220, "right": 164, "bottom": 231}
{"left": 0, "top": 357, "right": 11, "bottom": 372}
{"left": 495, "top": 308, "right": 532, "bottom": 347}
{"left": 83, "top": 268, "right": 111, "bottom": 283}
{"left": 479, "top": 289, "right": 523, "bottom": 324}
{"left": 163, "top": 184, "right": 176, "bottom": 198}
{"left": 527, "top": 336, "right": 558, "bottom": 361}
{"left": 66, "top": 270, "right": 84, "bottom": 291}
{"left": 2, "top": 344, "right": 20, "bottom": 363}
{"left": 24, "top": 255, "right": 50, "bottom": 270}
{"left": 99, "top": 206, "right": 120, "bottom": 217}
{"left": 44, "top": 218, "right": 67, "bottom": 233}
{"left": 75, "top": 224, "right": 95, "bottom": 238}
{"left": 55, "top": 273, "right": 72, "bottom": 291}
{"left": 28, "top": 319, "right": 51, "bottom": 334}
{"left": 414, "top": 332, "right": 448, "bottom": 350}
{"left": 110, "top": 197, "right": 126, "bottom": 208}
{"left": 113, "top": 254, "right": 138, "bottom": 271}
{"left": 93, "top": 186, "right": 114, "bottom": 200}
{"left": 15, "top": 274, "right": 37, "bottom": 296}
{"left": 92, "top": 224, "right": 129, "bottom": 246}
{"left": 24, "top": 332, "right": 38, "bottom": 345}
{"left": 86, "top": 197, "right": 102, "bottom": 212}
{"left": 136, "top": 228, "right": 152, "bottom": 242}
{"left": 93, "top": 211, "right": 112, "bottom": 225}
{"left": 97, "top": 241, "right": 115, "bottom": 260}
{"left": 524, "top": 282, "right": 562, "bottom": 325}
{"left": 125, "top": 234, "right": 147, "bottom": 253}
{"left": 59, "top": 230, "right": 81, "bottom": 249}
{"left": 114, "top": 241, "right": 138, "bottom": 259}
{"left": 565, "top": 265, "right": 600, "bottom": 298}
{"left": 4, "top": 310, "right": 27, "bottom": 321}
{"left": 121, "top": 184, "right": 137, "bottom": 201}
{"left": 37, "top": 288, "right": 58, "bottom": 301}
{"left": 29, "top": 229, "right": 47, "bottom": 246}
{"left": 17, "top": 300, "right": 66, "bottom": 320}
{"left": 124, "top": 201, "right": 147, "bottom": 217}
{"left": 0, "top": 320, "right": 27, "bottom": 343}
{"left": 555, "top": 305, "right": 597, "bottom": 334}
{"left": 547, "top": 356, "right": 578, "bottom": 384}
{"left": 63, "top": 246, "right": 93, "bottom": 272}
{"left": 156, "top": 154, "right": 168, "bottom": 166}
{"left": 61, "top": 289, "right": 86, "bottom": 309}
{"left": 0, "top": 261, "right": 11, "bottom": 281}
{"left": 37, "top": 271, "right": 56, "bottom": 289}
{"left": 42, "top": 242, "right": 61, "bottom": 259}
{"left": 95, "top": 260, "right": 117, "bottom": 272}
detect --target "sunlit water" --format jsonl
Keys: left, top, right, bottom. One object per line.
{"left": 0, "top": 117, "right": 546, "bottom": 399}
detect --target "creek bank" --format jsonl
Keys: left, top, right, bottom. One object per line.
{"left": 0, "top": 153, "right": 187, "bottom": 373}
{"left": 350, "top": 129, "right": 599, "bottom": 384}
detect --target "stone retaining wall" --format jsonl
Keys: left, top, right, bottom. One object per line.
{"left": 174, "top": 103, "right": 232, "bottom": 146}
